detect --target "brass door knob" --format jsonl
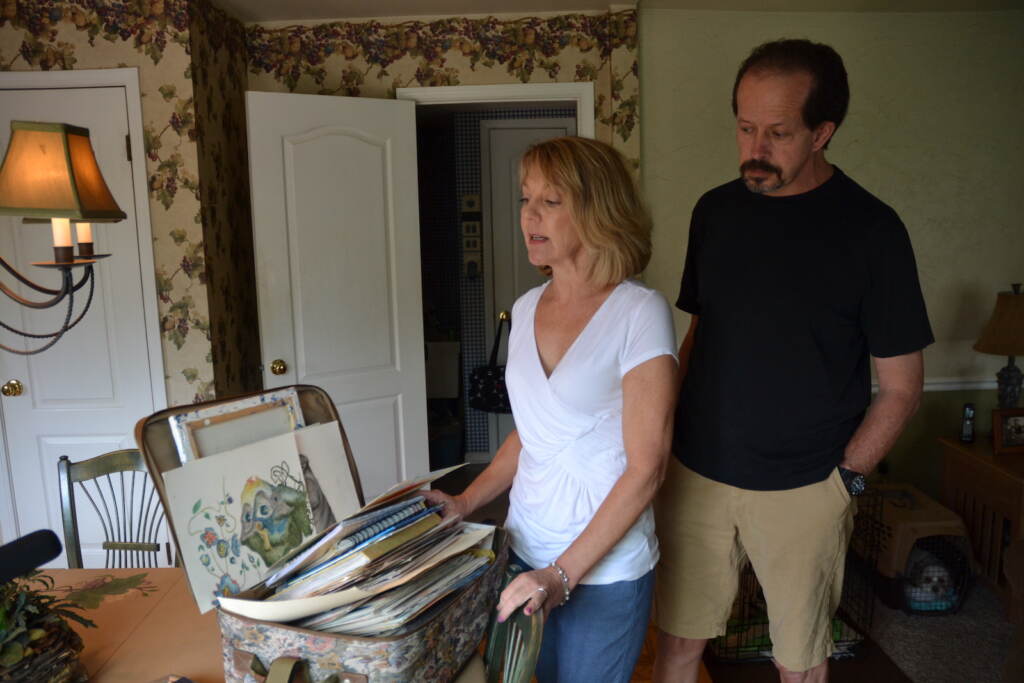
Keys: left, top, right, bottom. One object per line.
{"left": 270, "top": 359, "right": 288, "bottom": 375}
{"left": 1, "top": 379, "right": 24, "bottom": 397}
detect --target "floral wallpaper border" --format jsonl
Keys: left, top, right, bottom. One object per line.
{"left": 246, "top": 9, "right": 641, "bottom": 160}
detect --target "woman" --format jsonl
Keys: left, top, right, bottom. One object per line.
{"left": 427, "top": 137, "right": 677, "bottom": 682}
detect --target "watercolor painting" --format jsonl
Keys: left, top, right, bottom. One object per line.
{"left": 163, "top": 431, "right": 315, "bottom": 612}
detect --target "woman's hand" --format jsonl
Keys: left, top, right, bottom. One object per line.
{"left": 496, "top": 566, "right": 563, "bottom": 623}
{"left": 421, "top": 489, "right": 468, "bottom": 521}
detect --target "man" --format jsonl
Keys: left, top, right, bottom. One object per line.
{"left": 653, "top": 39, "right": 933, "bottom": 683}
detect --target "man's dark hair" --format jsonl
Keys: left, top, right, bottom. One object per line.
{"left": 731, "top": 39, "right": 849, "bottom": 146}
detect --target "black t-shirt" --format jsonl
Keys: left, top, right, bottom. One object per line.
{"left": 674, "top": 167, "right": 933, "bottom": 491}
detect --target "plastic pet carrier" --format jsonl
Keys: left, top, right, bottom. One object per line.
{"left": 871, "top": 482, "right": 973, "bottom": 614}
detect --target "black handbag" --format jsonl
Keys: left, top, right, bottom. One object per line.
{"left": 468, "top": 311, "right": 512, "bottom": 413}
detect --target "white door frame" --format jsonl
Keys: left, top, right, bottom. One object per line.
{"left": 396, "top": 82, "right": 595, "bottom": 137}
{"left": 0, "top": 68, "right": 166, "bottom": 541}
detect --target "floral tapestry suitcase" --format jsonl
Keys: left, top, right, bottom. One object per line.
{"left": 136, "top": 384, "right": 507, "bottom": 682}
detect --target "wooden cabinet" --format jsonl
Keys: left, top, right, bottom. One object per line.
{"left": 939, "top": 437, "right": 1024, "bottom": 620}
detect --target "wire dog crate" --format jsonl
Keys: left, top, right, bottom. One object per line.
{"left": 709, "top": 488, "right": 883, "bottom": 662}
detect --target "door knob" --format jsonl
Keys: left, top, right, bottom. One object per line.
{"left": 270, "top": 359, "right": 288, "bottom": 375}
{"left": 1, "top": 379, "right": 24, "bottom": 397}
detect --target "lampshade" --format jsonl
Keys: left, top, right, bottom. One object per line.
{"left": 0, "top": 121, "right": 126, "bottom": 221}
{"left": 974, "top": 288, "right": 1024, "bottom": 357}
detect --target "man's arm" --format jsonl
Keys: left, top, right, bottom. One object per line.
{"left": 841, "top": 350, "right": 924, "bottom": 475}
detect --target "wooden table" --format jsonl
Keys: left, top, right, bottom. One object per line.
{"left": 47, "top": 568, "right": 221, "bottom": 682}
{"left": 939, "top": 436, "right": 1024, "bottom": 619}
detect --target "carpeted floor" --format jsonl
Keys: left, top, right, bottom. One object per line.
{"left": 872, "top": 581, "right": 1017, "bottom": 683}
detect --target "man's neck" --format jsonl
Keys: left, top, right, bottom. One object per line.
{"left": 766, "top": 154, "right": 834, "bottom": 197}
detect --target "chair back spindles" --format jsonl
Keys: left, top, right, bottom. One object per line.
{"left": 58, "top": 449, "right": 168, "bottom": 569}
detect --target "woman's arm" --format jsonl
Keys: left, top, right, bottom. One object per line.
{"left": 423, "top": 429, "right": 522, "bottom": 520}
{"left": 496, "top": 354, "right": 677, "bottom": 621}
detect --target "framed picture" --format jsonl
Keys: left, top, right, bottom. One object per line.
{"left": 169, "top": 387, "right": 305, "bottom": 463}
{"left": 993, "top": 408, "right": 1024, "bottom": 455}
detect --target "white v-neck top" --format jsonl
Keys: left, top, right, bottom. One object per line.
{"left": 503, "top": 278, "right": 677, "bottom": 584}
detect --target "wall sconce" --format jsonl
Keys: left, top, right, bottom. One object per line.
{"left": 0, "top": 121, "right": 126, "bottom": 355}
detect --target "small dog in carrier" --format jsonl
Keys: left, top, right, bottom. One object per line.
{"left": 902, "top": 542, "right": 965, "bottom": 611}
{"left": 904, "top": 546, "right": 954, "bottom": 604}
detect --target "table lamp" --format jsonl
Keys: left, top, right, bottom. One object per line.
{"left": 974, "top": 283, "right": 1024, "bottom": 409}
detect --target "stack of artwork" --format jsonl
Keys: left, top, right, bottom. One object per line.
{"left": 160, "top": 389, "right": 496, "bottom": 638}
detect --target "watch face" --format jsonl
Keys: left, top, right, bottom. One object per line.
{"left": 840, "top": 468, "right": 866, "bottom": 496}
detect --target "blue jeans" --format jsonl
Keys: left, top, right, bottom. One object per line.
{"left": 510, "top": 552, "right": 653, "bottom": 683}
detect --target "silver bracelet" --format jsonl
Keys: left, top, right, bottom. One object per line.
{"left": 548, "top": 561, "right": 571, "bottom": 605}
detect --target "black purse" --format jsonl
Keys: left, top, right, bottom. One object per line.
{"left": 468, "top": 311, "right": 512, "bottom": 414}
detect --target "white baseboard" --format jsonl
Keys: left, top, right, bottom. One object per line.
{"left": 922, "top": 378, "right": 998, "bottom": 392}
{"left": 869, "top": 378, "right": 997, "bottom": 393}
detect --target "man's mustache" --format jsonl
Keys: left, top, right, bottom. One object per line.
{"left": 740, "top": 159, "right": 782, "bottom": 177}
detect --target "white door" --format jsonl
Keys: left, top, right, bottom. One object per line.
{"left": 0, "top": 85, "right": 165, "bottom": 566}
{"left": 247, "top": 91, "right": 428, "bottom": 500}
{"left": 481, "top": 118, "right": 576, "bottom": 459}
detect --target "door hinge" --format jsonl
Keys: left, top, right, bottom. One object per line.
{"left": 125, "top": 134, "right": 132, "bottom": 162}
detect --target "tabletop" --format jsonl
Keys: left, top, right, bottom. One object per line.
{"left": 939, "top": 436, "right": 1024, "bottom": 483}
{"left": 47, "top": 567, "right": 221, "bottom": 682}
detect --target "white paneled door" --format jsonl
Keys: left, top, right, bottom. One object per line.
{"left": 0, "top": 82, "right": 165, "bottom": 566}
{"left": 246, "top": 92, "right": 428, "bottom": 500}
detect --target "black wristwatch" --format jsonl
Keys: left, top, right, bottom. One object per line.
{"left": 839, "top": 467, "right": 866, "bottom": 496}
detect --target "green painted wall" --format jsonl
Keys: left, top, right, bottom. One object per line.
{"left": 639, "top": 9, "right": 1024, "bottom": 496}
{"left": 888, "top": 389, "right": 999, "bottom": 497}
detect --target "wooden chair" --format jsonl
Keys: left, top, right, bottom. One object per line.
{"left": 57, "top": 449, "right": 170, "bottom": 568}
{"left": 456, "top": 563, "right": 544, "bottom": 683}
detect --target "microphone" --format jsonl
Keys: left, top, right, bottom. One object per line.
{"left": 0, "top": 529, "right": 63, "bottom": 583}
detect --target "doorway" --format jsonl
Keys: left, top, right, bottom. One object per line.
{"left": 413, "top": 103, "right": 577, "bottom": 467}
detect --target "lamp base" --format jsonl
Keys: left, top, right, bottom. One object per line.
{"left": 997, "top": 357, "right": 1022, "bottom": 409}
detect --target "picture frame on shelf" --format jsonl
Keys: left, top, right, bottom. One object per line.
{"left": 993, "top": 408, "right": 1024, "bottom": 455}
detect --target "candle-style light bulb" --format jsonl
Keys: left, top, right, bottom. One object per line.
{"left": 76, "top": 222, "right": 92, "bottom": 244}
{"left": 51, "top": 218, "right": 72, "bottom": 248}
{"left": 76, "top": 222, "right": 95, "bottom": 257}
{"left": 51, "top": 217, "right": 73, "bottom": 263}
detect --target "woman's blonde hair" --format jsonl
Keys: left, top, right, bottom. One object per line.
{"left": 519, "top": 136, "right": 651, "bottom": 287}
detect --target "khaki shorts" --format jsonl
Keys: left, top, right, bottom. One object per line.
{"left": 653, "top": 458, "right": 855, "bottom": 672}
